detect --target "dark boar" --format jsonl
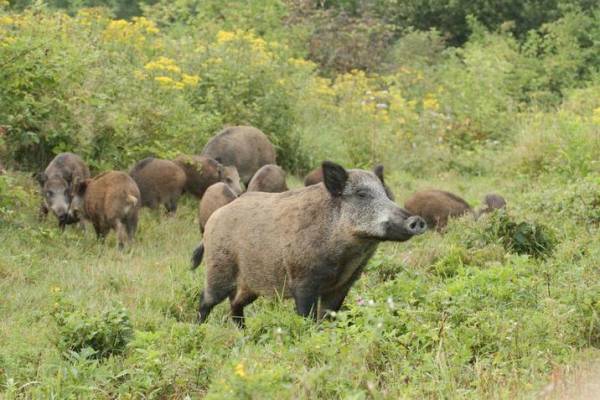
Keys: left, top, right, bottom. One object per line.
{"left": 198, "top": 182, "right": 238, "bottom": 234}
{"left": 479, "top": 193, "right": 507, "bottom": 214}
{"left": 192, "top": 161, "right": 426, "bottom": 327}
{"left": 36, "top": 152, "right": 90, "bottom": 228}
{"left": 303, "top": 167, "right": 323, "bottom": 187}
{"left": 70, "top": 171, "right": 141, "bottom": 248}
{"left": 247, "top": 164, "right": 288, "bottom": 193}
{"left": 174, "top": 155, "right": 242, "bottom": 198}
{"left": 201, "top": 126, "right": 276, "bottom": 186}
{"left": 404, "top": 190, "right": 506, "bottom": 231}
{"left": 304, "top": 164, "right": 395, "bottom": 200}
{"left": 129, "top": 158, "right": 186, "bottom": 214}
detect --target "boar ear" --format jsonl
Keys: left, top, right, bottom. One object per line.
{"left": 322, "top": 161, "right": 348, "bottom": 197}
{"left": 75, "top": 180, "right": 89, "bottom": 196}
{"left": 373, "top": 164, "right": 385, "bottom": 184}
{"left": 216, "top": 163, "right": 225, "bottom": 179}
{"left": 35, "top": 172, "right": 47, "bottom": 186}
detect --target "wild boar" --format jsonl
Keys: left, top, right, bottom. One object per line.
{"left": 192, "top": 161, "right": 426, "bottom": 327}
{"left": 404, "top": 190, "right": 506, "bottom": 231}
{"left": 247, "top": 164, "right": 288, "bottom": 193}
{"left": 70, "top": 171, "right": 141, "bottom": 248}
{"left": 36, "top": 152, "right": 90, "bottom": 229}
{"left": 197, "top": 182, "right": 238, "bottom": 234}
{"left": 201, "top": 126, "right": 276, "bottom": 186}
{"left": 174, "top": 155, "right": 242, "bottom": 198}
{"left": 129, "top": 157, "right": 186, "bottom": 214}
{"left": 304, "top": 164, "right": 395, "bottom": 200}
{"left": 479, "top": 193, "right": 507, "bottom": 214}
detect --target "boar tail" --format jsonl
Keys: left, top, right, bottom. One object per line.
{"left": 123, "top": 194, "right": 138, "bottom": 215}
{"left": 127, "top": 195, "right": 138, "bottom": 207}
{"left": 191, "top": 243, "right": 204, "bottom": 270}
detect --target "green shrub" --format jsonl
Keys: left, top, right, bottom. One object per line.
{"left": 0, "top": 173, "right": 27, "bottom": 222}
{"left": 481, "top": 211, "right": 557, "bottom": 258}
{"left": 51, "top": 300, "right": 133, "bottom": 359}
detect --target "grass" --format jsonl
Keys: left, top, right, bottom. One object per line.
{"left": 1, "top": 169, "right": 599, "bottom": 399}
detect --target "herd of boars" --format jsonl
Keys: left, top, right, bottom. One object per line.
{"left": 35, "top": 125, "right": 506, "bottom": 325}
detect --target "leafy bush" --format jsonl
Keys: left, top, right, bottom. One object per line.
{"left": 51, "top": 300, "right": 133, "bottom": 359}
{"left": 480, "top": 211, "right": 557, "bottom": 258}
{"left": 0, "top": 173, "right": 27, "bottom": 222}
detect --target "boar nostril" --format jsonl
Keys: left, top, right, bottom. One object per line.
{"left": 404, "top": 216, "right": 426, "bottom": 235}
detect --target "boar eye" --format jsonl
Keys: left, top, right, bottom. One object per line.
{"left": 356, "top": 189, "right": 370, "bottom": 199}
{"left": 46, "top": 191, "right": 53, "bottom": 197}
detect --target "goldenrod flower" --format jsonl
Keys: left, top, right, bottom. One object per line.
{"left": 423, "top": 94, "right": 440, "bottom": 111}
{"left": 593, "top": 107, "right": 600, "bottom": 125}
{"left": 154, "top": 76, "right": 175, "bottom": 85}
{"left": 181, "top": 74, "right": 200, "bottom": 87}
{"left": 234, "top": 362, "right": 246, "bottom": 378}
{"left": 216, "top": 30, "right": 235, "bottom": 43}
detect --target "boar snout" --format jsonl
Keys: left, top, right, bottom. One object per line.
{"left": 404, "top": 215, "right": 427, "bottom": 235}
{"left": 385, "top": 210, "right": 427, "bottom": 241}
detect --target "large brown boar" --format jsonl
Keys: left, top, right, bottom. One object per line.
{"left": 247, "top": 164, "right": 288, "bottom": 193}
{"left": 129, "top": 158, "right": 186, "bottom": 214}
{"left": 174, "top": 155, "right": 242, "bottom": 198}
{"left": 36, "top": 152, "right": 90, "bottom": 229}
{"left": 192, "top": 161, "right": 426, "bottom": 327}
{"left": 70, "top": 171, "right": 141, "bottom": 248}
{"left": 304, "top": 164, "right": 396, "bottom": 200}
{"left": 201, "top": 126, "right": 276, "bottom": 186}
{"left": 197, "top": 182, "right": 238, "bottom": 234}
{"left": 404, "top": 190, "right": 506, "bottom": 231}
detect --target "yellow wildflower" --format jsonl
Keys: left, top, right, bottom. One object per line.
{"left": 132, "top": 17, "right": 159, "bottom": 34}
{"left": 155, "top": 76, "right": 175, "bottom": 86}
{"left": 51, "top": 286, "right": 61, "bottom": 293}
{"left": 144, "top": 57, "right": 181, "bottom": 73}
{"left": 181, "top": 74, "right": 200, "bottom": 87}
{"left": 133, "top": 70, "right": 146, "bottom": 80}
{"left": 234, "top": 362, "right": 246, "bottom": 378}
{"left": 423, "top": 94, "right": 439, "bottom": 111}
{"left": 216, "top": 30, "right": 235, "bottom": 43}
{"left": 0, "top": 15, "right": 14, "bottom": 25}
{"left": 593, "top": 107, "right": 600, "bottom": 125}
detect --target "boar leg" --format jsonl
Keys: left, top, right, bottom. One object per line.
{"left": 126, "top": 213, "right": 138, "bottom": 242}
{"left": 93, "top": 223, "right": 108, "bottom": 241}
{"left": 115, "top": 220, "right": 129, "bottom": 249}
{"left": 164, "top": 198, "right": 178, "bottom": 216}
{"left": 38, "top": 203, "right": 48, "bottom": 221}
{"left": 198, "top": 287, "right": 231, "bottom": 324}
{"left": 293, "top": 284, "right": 320, "bottom": 320}
{"left": 320, "top": 266, "right": 365, "bottom": 317}
{"left": 229, "top": 287, "right": 258, "bottom": 328}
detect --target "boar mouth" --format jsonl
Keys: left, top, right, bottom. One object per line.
{"left": 383, "top": 215, "right": 427, "bottom": 241}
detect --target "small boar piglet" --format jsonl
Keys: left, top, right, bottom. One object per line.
{"left": 130, "top": 157, "right": 186, "bottom": 214}
{"left": 70, "top": 171, "right": 141, "bottom": 249}
{"left": 247, "top": 164, "right": 288, "bottom": 193}
{"left": 37, "top": 152, "right": 90, "bottom": 229}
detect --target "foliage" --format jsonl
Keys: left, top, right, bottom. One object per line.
{"left": 0, "top": 1, "right": 600, "bottom": 398}
{"left": 482, "top": 211, "right": 557, "bottom": 258}
{"left": 51, "top": 299, "right": 133, "bottom": 359}
{"left": 0, "top": 173, "right": 27, "bottom": 221}
{"left": 319, "top": 0, "right": 598, "bottom": 46}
